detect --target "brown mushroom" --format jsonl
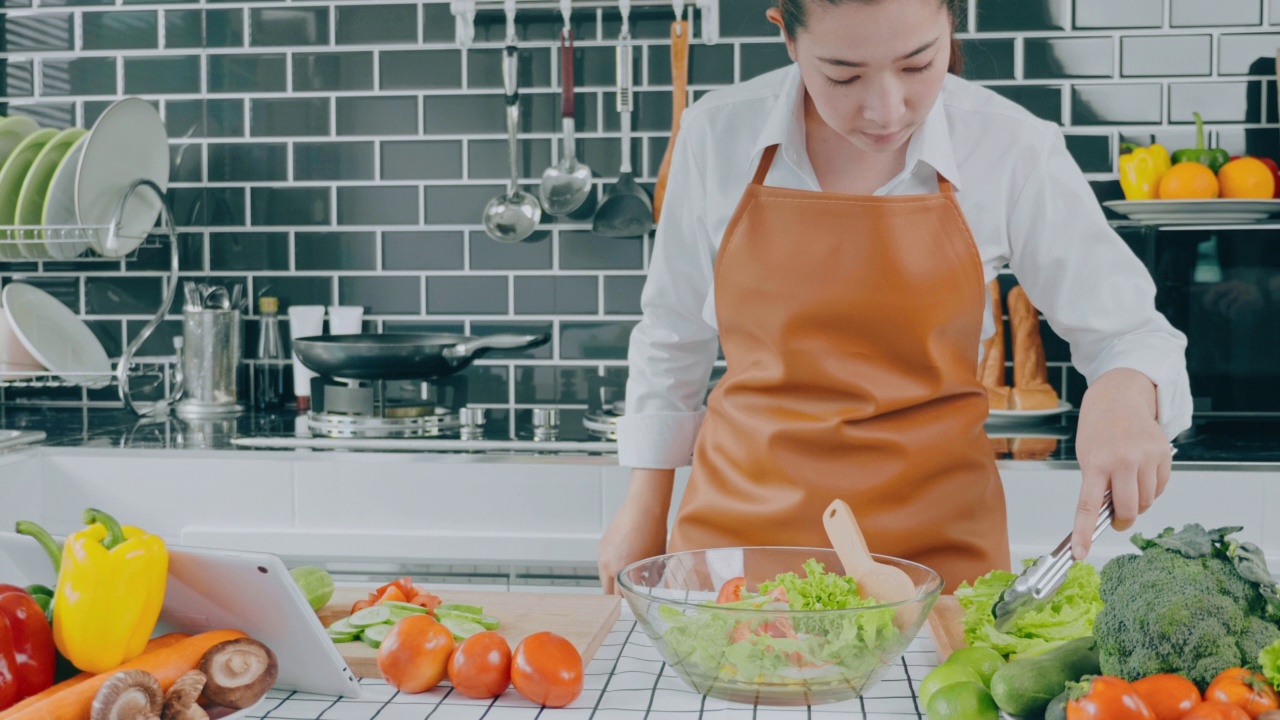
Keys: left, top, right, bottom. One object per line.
{"left": 161, "top": 670, "right": 209, "bottom": 720}
{"left": 197, "top": 638, "right": 279, "bottom": 709}
{"left": 91, "top": 669, "right": 164, "bottom": 720}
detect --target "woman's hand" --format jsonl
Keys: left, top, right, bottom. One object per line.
{"left": 1072, "top": 368, "right": 1172, "bottom": 560}
{"left": 597, "top": 469, "right": 675, "bottom": 595}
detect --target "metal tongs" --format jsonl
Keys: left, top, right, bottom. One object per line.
{"left": 992, "top": 446, "right": 1178, "bottom": 632}
{"left": 991, "top": 491, "right": 1113, "bottom": 632}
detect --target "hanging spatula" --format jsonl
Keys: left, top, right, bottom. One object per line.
{"left": 823, "top": 499, "right": 919, "bottom": 630}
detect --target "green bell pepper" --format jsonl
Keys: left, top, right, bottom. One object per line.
{"left": 1171, "top": 112, "right": 1230, "bottom": 173}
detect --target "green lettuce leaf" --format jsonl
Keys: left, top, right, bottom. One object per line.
{"left": 954, "top": 562, "right": 1101, "bottom": 659}
{"left": 1260, "top": 639, "right": 1280, "bottom": 691}
{"left": 654, "top": 559, "right": 900, "bottom": 689}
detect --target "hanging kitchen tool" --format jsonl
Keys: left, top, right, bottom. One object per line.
{"left": 652, "top": 10, "right": 689, "bottom": 223}
{"left": 291, "top": 333, "right": 551, "bottom": 381}
{"left": 538, "top": 3, "right": 593, "bottom": 216}
{"left": 592, "top": 2, "right": 653, "bottom": 239}
{"left": 482, "top": 0, "right": 542, "bottom": 243}
{"left": 822, "top": 498, "right": 919, "bottom": 631}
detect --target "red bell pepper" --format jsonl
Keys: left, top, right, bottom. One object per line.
{"left": 1229, "top": 155, "right": 1280, "bottom": 198}
{"left": 0, "top": 586, "right": 56, "bottom": 707}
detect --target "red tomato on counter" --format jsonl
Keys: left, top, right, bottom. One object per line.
{"left": 1206, "top": 668, "right": 1280, "bottom": 719}
{"left": 447, "top": 631, "right": 511, "bottom": 699}
{"left": 377, "top": 615, "right": 455, "bottom": 694}
{"left": 1066, "top": 676, "right": 1155, "bottom": 720}
{"left": 1130, "top": 674, "right": 1200, "bottom": 720}
{"left": 511, "top": 632, "right": 583, "bottom": 708}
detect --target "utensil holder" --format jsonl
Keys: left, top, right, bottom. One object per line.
{"left": 176, "top": 307, "right": 245, "bottom": 418}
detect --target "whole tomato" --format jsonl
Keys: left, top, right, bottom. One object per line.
{"left": 1184, "top": 701, "right": 1254, "bottom": 720}
{"left": 1207, "top": 669, "right": 1280, "bottom": 719}
{"left": 1130, "top": 674, "right": 1201, "bottom": 720}
{"left": 715, "top": 577, "right": 745, "bottom": 604}
{"left": 377, "top": 615, "right": 455, "bottom": 694}
{"left": 511, "top": 632, "right": 583, "bottom": 708}
{"left": 1066, "top": 676, "right": 1155, "bottom": 720}
{"left": 447, "top": 631, "right": 512, "bottom": 699}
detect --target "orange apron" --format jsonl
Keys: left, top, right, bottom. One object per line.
{"left": 668, "top": 145, "right": 1011, "bottom": 592}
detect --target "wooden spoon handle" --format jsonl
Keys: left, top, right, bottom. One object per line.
{"left": 822, "top": 499, "right": 874, "bottom": 577}
{"left": 652, "top": 20, "right": 690, "bottom": 223}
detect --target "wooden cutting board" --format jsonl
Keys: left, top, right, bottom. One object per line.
{"left": 927, "top": 595, "right": 966, "bottom": 662}
{"left": 318, "top": 587, "right": 622, "bottom": 679}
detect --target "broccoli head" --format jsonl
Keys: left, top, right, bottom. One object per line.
{"left": 1094, "top": 525, "right": 1280, "bottom": 689}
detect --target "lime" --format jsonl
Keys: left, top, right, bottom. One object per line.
{"left": 925, "top": 681, "right": 999, "bottom": 720}
{"left": 943, "top": 647, "right": 1005, "bottom": 687}
{"left": 918, "top": 663, "right": 984, "bottom": 709}
{"left": 290, "top": 566, "right": 335, "bottom": 611}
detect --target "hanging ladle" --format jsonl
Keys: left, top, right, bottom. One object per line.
{"left": 538, "top": 7, "right": 592, "bottom": 216}
{"left": 482, "top": 9, "right": 542, "bottom": 243}
{"left": 592, "top": 1, "right": 653, "bottom": 238}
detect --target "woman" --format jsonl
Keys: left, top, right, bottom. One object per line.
{"left": 598, "top": 0, "right": 1191, "bottom": 594}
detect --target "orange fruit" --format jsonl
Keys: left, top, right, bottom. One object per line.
{"left": 1158, "top": 161, "right": 1220, "bottom": 199}
{"left": 1217, "top": 157, "right": 1276, "bottom": 199}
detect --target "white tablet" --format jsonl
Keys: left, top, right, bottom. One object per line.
{"left": 0, "top": 531, "right": 361, "bottom": 701}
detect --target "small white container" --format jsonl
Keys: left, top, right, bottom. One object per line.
{"left": 287, "top": 305, "right": 326, "bottom": 411}
{"left": 327, "top": 305, "right": 364, "bottom": 336}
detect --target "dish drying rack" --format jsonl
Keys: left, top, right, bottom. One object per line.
{"left": 0, "top": 178, "right": 179, "bottom": 415}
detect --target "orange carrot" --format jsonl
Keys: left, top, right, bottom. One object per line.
{"left": 0, "top": 632, "right": 190, "bottom": 720}
{"left": 5, "top": 629, "right": 244, "bottom": 720}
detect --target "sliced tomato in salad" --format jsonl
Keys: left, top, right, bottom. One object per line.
{"left": 716, "top": 577, "right": 746, "bottom": 604}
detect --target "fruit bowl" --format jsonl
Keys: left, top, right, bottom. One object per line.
{"left": 617, "top": 547, "right": 943, "bottom": 706}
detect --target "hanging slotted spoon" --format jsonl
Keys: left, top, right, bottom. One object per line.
{"left": 592, "top": 29, "right": 653, "bottom": 238}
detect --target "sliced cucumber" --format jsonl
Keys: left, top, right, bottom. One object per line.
{"left": 328, "top": 629, "right": 360, "bottom": 643}
{"left": 438, "top": 615, "right": 486, "bottom": 642}
{"left": 361, "top": 622, "right": 393, "bottom": 649}
{"left": 438, "top": 602, "right": 484, "bottom": 616}
{"left": 389, "top": 608, "right": 421, "bottom": 623}
{"left": 348, "top": 605, "right": 392, "bottom": 628}
{"left": 383, "top": 601, "right": 429, "bottom": 615}
{"left": 327, "top": 617, "right": 359, "bottom": 635}
{"left": 474, "top": 614, "right": 500, "bottom": 630}
{"left": 435, "top": 608, "right": 500, "bottom": 630}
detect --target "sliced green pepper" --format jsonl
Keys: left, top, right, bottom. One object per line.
{"left": 1171, "top": 112, "right": 1230, "bottom": 173}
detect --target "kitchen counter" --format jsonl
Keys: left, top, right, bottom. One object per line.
{"left": 238, "top": 599, "right": 940, "bottom": 720}
{"left": 2, "top": 404, "right": 1278, "bottom": 469}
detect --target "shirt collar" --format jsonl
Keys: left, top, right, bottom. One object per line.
{"left": 748, "top": 65, "right": 963, "bottom": 192}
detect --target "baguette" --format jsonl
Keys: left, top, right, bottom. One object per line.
{"left": 1006, "top": 285, "right": 1060, "bottom": 411}
{"left": 979, "top": 280, "right": 1009, "bottom": 410}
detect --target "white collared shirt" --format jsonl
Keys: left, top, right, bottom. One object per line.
{"left": 617, "top": 65, "right": 1192, "bottom": 469}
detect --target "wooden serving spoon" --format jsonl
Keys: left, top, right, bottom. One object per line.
{"left": 822, "top": 499, "right": 919, "bottom": 630}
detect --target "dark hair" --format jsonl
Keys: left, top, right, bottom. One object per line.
{"left": 776, "top": 0, "right": 965, "bottom": 75}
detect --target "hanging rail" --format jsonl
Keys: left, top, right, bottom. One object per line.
{"left": 450, "top": 0, "right": 719, "bottom": 48}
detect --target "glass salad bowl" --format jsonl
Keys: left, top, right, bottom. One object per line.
{"left": 617, "top": 547, "right": 942, "bottom": 706}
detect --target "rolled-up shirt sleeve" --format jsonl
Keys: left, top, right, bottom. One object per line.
{"left": 1005, "top": 128, "right": 1193, "bottom": 440}
{"left": 617, "top": 118, "right": 720, "bottom": 468}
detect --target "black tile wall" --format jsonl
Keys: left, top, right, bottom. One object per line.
{"left": 5, "top": 0, "right": 1277, "bottom": 411}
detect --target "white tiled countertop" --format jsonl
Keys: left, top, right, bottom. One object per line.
{"left": 240, "top": 604, "right": 938, "bottom": 720}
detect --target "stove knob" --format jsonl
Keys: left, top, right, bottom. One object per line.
{"left": 532, "top": 408, "right": 560, "bottom": 440}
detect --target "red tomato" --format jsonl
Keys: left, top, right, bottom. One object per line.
{"left": 1066, "top": 676, "right": 1155, "bottom": 720}
{"left": 377, "top": 577, "right": 419, "bottom": 599}
{"left": 410, "top": 592, "right": 443, "bottom": 612}
{"left": 377, "top": 585, "right": 409, "bottom": 605}
{"left": 447, "top": 631, "right": 512, "bottom": 699}
{"left": 1183, "top": 701, "right": 1254, "bottom": 720}
{"left": 511, "top": 632, "right": 583, "bottom": 708}
{"left": 350, "top": 598, "right": 374, "bottom": 615}
{"left": 715, "top": 577, "right": 745, "bottom": 604}
{"left": 377, "top": 615, "right": 455, "bottom": 694}
{"left": 1130, "top": 674, "right": 1201, "bottom": 720}
{"left": 1207, "top": 669, "right": 1280, "bottom": 719}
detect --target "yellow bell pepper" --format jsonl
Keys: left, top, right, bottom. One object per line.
{"left": 52, "top": 508, "right": 168, "bottom": 673}
{"left": 1118, "top": 142, "right": 1172, "bottom": 200}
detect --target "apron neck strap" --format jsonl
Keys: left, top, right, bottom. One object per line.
{"left": 937, "top": 173, "right": 954, "bottom": 195}
{"left": 752, "top": 145, "right": 780, "bottom": 185}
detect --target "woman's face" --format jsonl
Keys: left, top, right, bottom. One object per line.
{"left": 771, "top": 0, "right": 952, "bottom": 155}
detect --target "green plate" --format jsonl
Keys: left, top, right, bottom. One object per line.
{"left": 16, "top": 128, "right": 86, "bottom": 259}
{"left": 0, "top": 127, "right": 54, "bottom": 260}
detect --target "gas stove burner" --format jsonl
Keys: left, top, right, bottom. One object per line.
{"left": 583, "top": 408, "right": 620, "bottom": 440}
{"left": 308, "top": 407, "right": 461, "bottom": 439}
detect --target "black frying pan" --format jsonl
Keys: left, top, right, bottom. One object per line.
{"left": 291, "top": 333, "right": 551, "bottom": 380}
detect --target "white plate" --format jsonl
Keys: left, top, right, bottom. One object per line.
{"left": 1, "top": 282, "right": 112, "bottom": 386}
{"left": 0, "top": 128, "right": 57, "bottom": 260}
{"left": 16, "top": 127, "right": 86, "bottom": 258}
{"left": 987, "top": 400, "right": 1073, "bottom": 421}
{"left": 40, "top": 136, "right": 89, "bottom": 259}
{"left": 1103, "top": 199, "right": 1280, "bottom": 224}
{"left": 76, "top": 97, "right": 169, "bottom": 257}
